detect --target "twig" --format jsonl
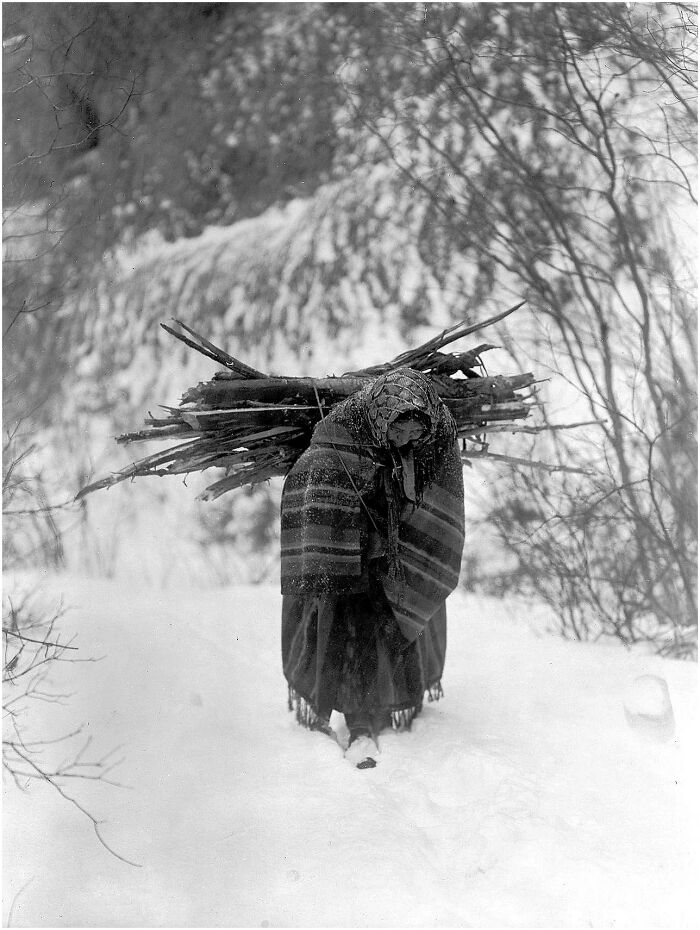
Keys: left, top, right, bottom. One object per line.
{"left": 3, "top": 497, "right": 78, "bottom": 515}
{"left": 6, "top": 876, "right": 34, "bottom": 928}
{"left": 6, "top": 742, "right": 141, "bottom": 868}
{"left": 461, "top": 450, "right": 593, "bottom": 475}
{"left": 162, "top": 320, "right": 267, "bottom": 378}
{"left": 173, "top": 319, "right": 267, "bottom": 378}
{"left": 3, "top": 628, "right": 78, "bottom": 650}
{"left": 385, "top": 301, "right": 526, "bottom": 368}
{"left": 459, "top": 418, "right": 606, "bottom": 435}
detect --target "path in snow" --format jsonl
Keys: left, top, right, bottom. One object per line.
{"left": 3, "top": 574, "right": 698, "bottom": 927}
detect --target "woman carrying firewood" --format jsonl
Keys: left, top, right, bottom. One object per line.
{"left": 280, "top": 367, "right": 465, "bottom": 768}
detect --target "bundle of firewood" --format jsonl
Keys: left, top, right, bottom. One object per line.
{"left": 79, "top": 301, "right": 578, "bottom": 503}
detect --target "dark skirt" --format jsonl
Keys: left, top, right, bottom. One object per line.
{"left": 282, "top": 587, "right": 446, "bottom": 727}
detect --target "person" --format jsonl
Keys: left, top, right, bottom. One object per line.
{"left": 279, "top": 367, "right": 465, "bottom": 768}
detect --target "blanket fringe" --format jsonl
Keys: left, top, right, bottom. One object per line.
{"left": 288, "top": 687, "right": 330, "bottom": 732}
{"left": 427, "top": 680, "right": 444, "bottom": 702}
{"left": 389, "top": 680, "right": 443, "bottom": 730}
{"left": 287, "top": 681, "right": 444, "bottom": 733}
{"left": 390, "top": 707, "right": 418, "bottom": 730}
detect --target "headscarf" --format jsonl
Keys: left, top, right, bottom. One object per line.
{"left": 364, "top": 368, "right": 443, "bottom": 448}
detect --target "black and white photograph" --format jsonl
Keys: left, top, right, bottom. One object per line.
{"left": 2, "top": 2, "right": 698, "bottom": 926}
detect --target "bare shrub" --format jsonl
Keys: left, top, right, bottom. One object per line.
{"left": 338, "top": 3, "right": 697, "bottom": 655}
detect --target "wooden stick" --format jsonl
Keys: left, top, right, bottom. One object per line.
{"left": 178, "top": 405, "right": 318, "bottom": 415}
{"left": 160, "top": 323, "right": 230, "bottom": 369}
{"left": 184, "top": 372, "right": 532, "bottom": 404}
{"left": 117, "top": 424, "right": 193, "bottom": 443}
{"left": 384, "top": 301, "right": 526, "bottom": 368}
{"left": 461, "top": 450, "right": 592, "bottom": 475}
{"left": 198, "top": 461, "right": 292, "bottom": 500}
{"left": 169, "top": 318, "right": 268, "bottom": 379}
{"left": 460, "top": 419, "right": 605, "bottom": 435}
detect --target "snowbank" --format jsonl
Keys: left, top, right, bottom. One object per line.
{"left": 3, "top": 574, "right": 698, "bottom": 927}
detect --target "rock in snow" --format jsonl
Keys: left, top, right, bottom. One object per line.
{"left": 623, "top": 674, "right": 676, "bottom": 743}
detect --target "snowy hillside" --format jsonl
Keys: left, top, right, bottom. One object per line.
{"left": 26, "top": 165, "right": 535, "bottom": 586}
{"left": 3, "top": 572, "right": 697, "bottom": 928}
{"left": 68, "top": 166, "right": 479, "bottom": 400}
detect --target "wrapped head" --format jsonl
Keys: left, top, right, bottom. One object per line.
{"left": 365, "top": 368, "right": 442, "bottom": 448}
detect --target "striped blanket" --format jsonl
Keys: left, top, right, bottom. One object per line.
{"left": 280, "top": 415, "right": 465, "bottom": 642}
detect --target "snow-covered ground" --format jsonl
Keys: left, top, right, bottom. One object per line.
{"left": 3, "top": 573, "right": 698, "bottom": 928}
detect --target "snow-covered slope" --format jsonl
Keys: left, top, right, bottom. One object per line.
{"left": 68, "top": 166, "right": 479, "bottom": 400}
{"left": 23, "top": 166, "right": 521, "bottom": 583}
{"left": 3, "top": 573, "right": 697, "bottom": 927}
